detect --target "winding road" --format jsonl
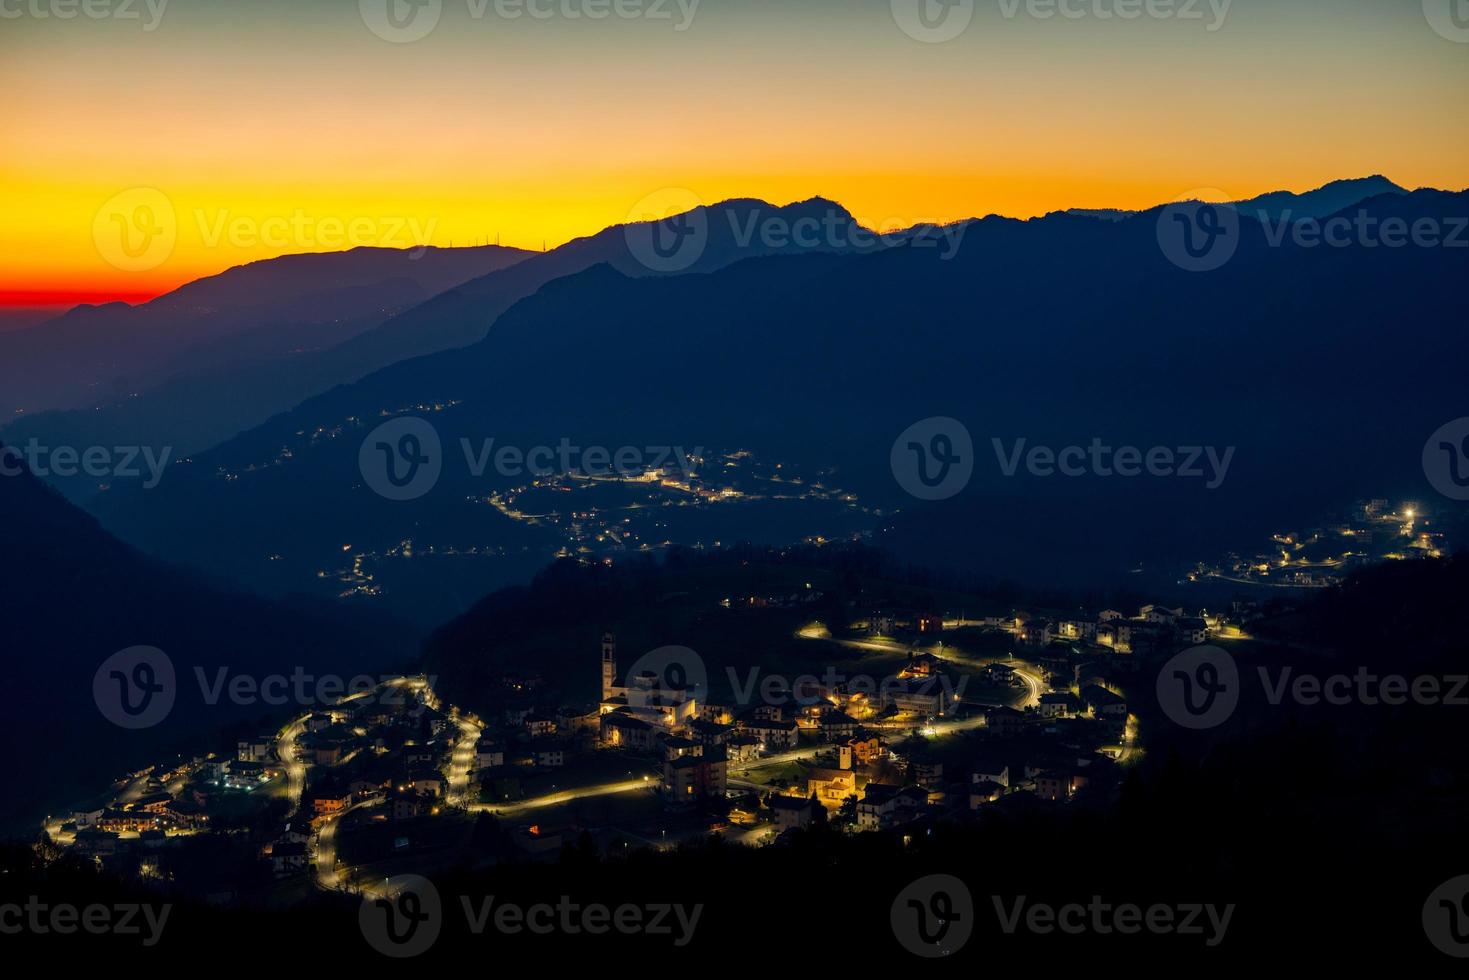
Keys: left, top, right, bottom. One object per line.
{"left": 296, "top": 632, "right": 1063, "bottom": 891}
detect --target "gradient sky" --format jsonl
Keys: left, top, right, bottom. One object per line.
{"left": 3, "top": 0, "right": 1466, "bottom": 307}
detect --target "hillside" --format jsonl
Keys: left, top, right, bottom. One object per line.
{"left": 0, "top": 445, "right": 420, "bottom": 832}
{"left": 84, "top": 189, "right": 1469, "bottom": 625}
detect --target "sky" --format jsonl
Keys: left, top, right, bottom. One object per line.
{"left": 2, "top": 0, "right": 1467, "bottom": 312}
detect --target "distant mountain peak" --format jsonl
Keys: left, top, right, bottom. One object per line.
{"left": 1235, "top": 175, "right": 1409, "bottom": 220}
{"left": 696, "top": 195, "right": 856, "bottom": 222}
{"left": 788, "top": 194, "right": 851, "bottom": 213}
{"left": 1328, "top": 173, "right": 1401, "bottom": 190}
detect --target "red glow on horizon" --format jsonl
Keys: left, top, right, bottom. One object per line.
{"left": 0, "top": 288, "right": 162, "bottom": 310}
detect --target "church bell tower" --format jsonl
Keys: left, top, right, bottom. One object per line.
{"left": 601, "top": 632, "right": 617, "bottom": 699}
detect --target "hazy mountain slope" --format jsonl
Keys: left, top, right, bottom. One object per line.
{"left": 1064, "top": 175, "right": 1410, "bottom": 223}
{"left": 0, "top": 244, "right": 530, "bottom": 418}
{"left": 260, "top": 197, "right": 885, "bottom": 393}
{"left": 1234, "top": 175, "right": 1407, "bottom": 220}
{"left": 90, "top": 191, "right": 1469, "bottom": 620}
{"left": 3, "top": 201, "right": 879, "bottom": 482}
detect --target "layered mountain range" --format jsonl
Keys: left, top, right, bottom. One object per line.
{"left": 6, "top": 178, "right": 1465, "bottom": 629}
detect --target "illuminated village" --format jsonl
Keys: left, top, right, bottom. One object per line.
{"left": 36, "top": 593, "right": 1270, "bottom": 900}
{"left": 329, "top": 449, "right": 873, "bottom": 601}
{"left": 1187, "top": 499, "right": 1447, "bottom": 590}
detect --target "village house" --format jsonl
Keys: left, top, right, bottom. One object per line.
{"left": 857, "top": 783, "right": 928, "bottom": 831}
{"left": 819, "top": 711, "right": 860, "bottom": 741}
{"left": 985, "top": 706, "right": 1028, "bottom": 737}
{"left": 915, "top": 612, "right": 944, "bottom": 635}
{"left": 270, "top": 840, "right": 309, "bottom": 876}
{"left": 1099, "top": 619, "right": 1171, "bottom": 655}
{"left": 98, "top": 808, "right": 162, "bottom": 834}
{"left": 981, "top": 662, "right": 1018, "bottom": 687}
{"left": 278, "top": 822, "right": 311, "bottom": 845}
{"left": 1177, "top": 617, "right": 1209, "bottom": 645}
{"left": 688, "top": 718, "right": 733, "bottom": 746}
{"left": 663, "top": 745, "right": 728, "bottom": 803}
{"left": 474, "top": 739, "right": 505, "bottom": 770}
{"left": 71, "top": 808, "right": 104, "bottom": 829}
{"left": 1081, "top": 685, "right": 1128, "bottom": 726}
{"left": 868, "top": 612, "right": 896, "bottom": 636}
{"left": 1038, "top": 692, "right": 1080, "bottom": 719}
{"left": 699, "top": 704, "right": 736, "bottom": 725}
{"left": 350, "top": 778, "right": 385, "bottom": 802}
{"left": 600, "top": 711, "right": 657, "bottom": 750}
{"left": 742, "top": 717, "right": 800, "bottom": 751}
{"left": 660, "top": 734, "right": 703, "bottom": 761}
{"left": 1018, "top": 619, "right": 1053, "bottom": 647}
{"left": 557, "top": 705, "right": 601, "bottom": 735}
{"left": 222, "top": 759, "right": 281, "bottom": 789}
{"left": 898, "top": 652, "right": 947, "bottom": 679}
{"left": 845, "top": 733, "right": 884, "bottom": 766}
{"left": 725, "top": 734, "right": 761, "bottom": 763}
{"left": 1057, "top": 618, "right": 1098, "bottom": 641}
{"left": 1141, "top": 604, "right": 1182, "bottom": 625}
{"left": 909, "top": 759, "right": 944, "bottom": 789}
{"left": 1034, "top": 653, "right": 1071, "bottom": 683}
{"left": 389, "top": 790, "right": 426, "bottom": 821}
{"left": 403, "top": 743, "right": 440, "bottom": 767}
{"left": 971, "top": 761, "right": 1010, "bottom": 788}
{"left": 969, "top": 780, "right": 1005, "bottom": 806}
{"left": 407, "top": 771, "right": 445, "bottom": 797}
{"left": 312, "top": 790, "right": 351, "bottom": 819}
{"left": 236, "top": 737, "right": 273, "bottom": 763}
{"left": 1036, "top": 770, "right": 1084, "bottom": 802}
{"left": 882, "top": 678, "right": 953, "bottom": 719}
{"left": 768, "top": 794, "right": 816, "bottom": 832}
{"left": 164, "top": 798, "right": 208, "bottom": 830}
{"left": 134, "top": 792, "right": 173, "bottom": 814}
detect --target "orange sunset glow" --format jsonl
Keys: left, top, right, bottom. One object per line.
{"left": 2, "top": 0, "right": 1466, "bottom": 306}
